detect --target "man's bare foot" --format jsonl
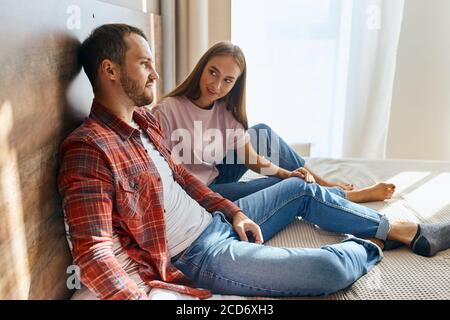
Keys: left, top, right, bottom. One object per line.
{"left": 346, "top": 183, "right": 396, "bottom": 203}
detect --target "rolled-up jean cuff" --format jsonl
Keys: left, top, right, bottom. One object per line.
{"left": 342, "top": 236, "right": 384, "bottom": 264}
{"left": 375, "top": 215, "right": 390, "bottom": 241}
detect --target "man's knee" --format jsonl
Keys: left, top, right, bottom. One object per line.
{"left": 312, "top": 252, "right": 354, "bottom": 295}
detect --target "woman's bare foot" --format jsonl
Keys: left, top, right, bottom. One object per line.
{"left": 346, "top": 183, "right": 396, "bottom": 203}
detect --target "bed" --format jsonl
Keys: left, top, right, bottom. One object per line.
{"left": 72, "top": 157, "right": 450, "bottom": 300}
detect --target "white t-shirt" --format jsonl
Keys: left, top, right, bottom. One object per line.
{"left": 131, "top": 121, "right": 213, "bottom": 257}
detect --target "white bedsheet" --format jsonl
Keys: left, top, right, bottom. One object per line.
{"left": 72, "top": 157, "right": 450, "bottom": 300}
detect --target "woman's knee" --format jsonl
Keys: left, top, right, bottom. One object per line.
{"left": 282, "top": 177, "right": 320, "bottom": 197}
{"left": 249, "top": 124, "right": 272, "bottom": 141}
{"left": 250, "top": 123, "right": 272, "bottom": 132}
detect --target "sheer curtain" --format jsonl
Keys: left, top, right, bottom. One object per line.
{"left": 340, "top": 0, "right": 405, "bottom": 159}
{"left": 232, "top": 0, "right": 405, "bottom": 159}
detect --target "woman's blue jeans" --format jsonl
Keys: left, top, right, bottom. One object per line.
{"left": 209, "top": 123, "right": 345, "bottom": 201}
{"left": 172, "top": 177, "right": 387, "bottom": 297}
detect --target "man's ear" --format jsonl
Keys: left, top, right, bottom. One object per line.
{"left": 100, "top": 59, "right": 119, "bottom": 81}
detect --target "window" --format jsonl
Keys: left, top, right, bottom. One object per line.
{"left": 232, "top": 0, "right": 351, "bottom": 157}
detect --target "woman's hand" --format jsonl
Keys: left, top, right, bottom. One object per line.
{"left": 232, "top": 211, "right": 264, "bottom": 244}
{"left": 282, "top": 167, "right": 316, "bottom": 183}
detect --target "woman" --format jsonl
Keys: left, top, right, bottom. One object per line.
{"left": 151, "top": 42, "right": 395, "bottom": 202}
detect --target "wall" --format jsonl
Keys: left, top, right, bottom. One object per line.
{"left": 208, "top": 0, "right": 231, "bottom": 46}
{"left": 99, "top": 0, "right": 160, "bottom": 14}
{"left": 387, "top": 0, "right": 450, "bottom": 160}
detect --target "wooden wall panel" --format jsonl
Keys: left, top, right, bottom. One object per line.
{"left": 0, "top": 0, "right": 163, "bottom": 299}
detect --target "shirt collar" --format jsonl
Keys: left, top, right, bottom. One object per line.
{"left": 91, "top": 100, "right": 149, "bottom": 141}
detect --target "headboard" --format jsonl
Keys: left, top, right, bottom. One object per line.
{"left": 0, "top": 0, "right": 163, "bottom": 299}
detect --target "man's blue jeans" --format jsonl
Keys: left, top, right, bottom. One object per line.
{"left": 209, "top": 123, "right": 345, "bottom": 201}
{"left": 172, "top": 177, "right": 387, "bottom": 297}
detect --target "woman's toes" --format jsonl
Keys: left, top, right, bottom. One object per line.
{"left": 387, "top": 190, "right": 395, "bottom": 199}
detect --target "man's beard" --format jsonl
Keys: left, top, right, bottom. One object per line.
{"left": 120, "top": 72, "right": 154, "bottom": 106}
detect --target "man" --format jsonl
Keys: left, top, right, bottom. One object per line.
{"left": 58, "top": 24, "right": 450, "bottom": 300}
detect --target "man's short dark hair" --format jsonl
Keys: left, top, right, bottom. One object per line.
{"left": 79, "top": 24, "right": 148, "bottom": 91}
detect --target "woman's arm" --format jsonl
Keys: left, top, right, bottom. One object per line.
{"left": 239, "top": 142, "right": 315, "bottom": 182}
{"left": 304, "top": 166, "right": 353, "bottom": 190}
{"left": 241, "top": 141, "right": 288, "bottom": 178}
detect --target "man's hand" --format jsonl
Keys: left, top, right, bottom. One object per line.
{"left": 232, "top": 211, "right": 264, "bottom": 244}
{"left": 288, "top": 167, "right": 316, "bottom": 183}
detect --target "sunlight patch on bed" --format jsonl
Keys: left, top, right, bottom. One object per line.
{"left": 385, "top": 171, "right": 431, "bottom": 196}
{"left": 402, "top": 173, "right": 450, "bottom": 220}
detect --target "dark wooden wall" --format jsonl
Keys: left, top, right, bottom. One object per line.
{"left": 0, "top": 0, "right": 162, "bottom": 299}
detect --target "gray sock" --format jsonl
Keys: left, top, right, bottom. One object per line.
{"left": 411, "top": 223, "right": 450, "bottom": 257}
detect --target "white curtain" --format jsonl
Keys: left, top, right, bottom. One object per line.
{"left": 339, "top": 0, "right": 405, "bottom": 159}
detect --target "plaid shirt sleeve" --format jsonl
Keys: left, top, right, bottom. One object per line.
{"left": 58, "top": 141, "right": 148, "bottom": 300}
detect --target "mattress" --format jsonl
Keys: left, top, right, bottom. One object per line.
{"left": 71, "top": 157, "right": 450, "bottom": 300}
